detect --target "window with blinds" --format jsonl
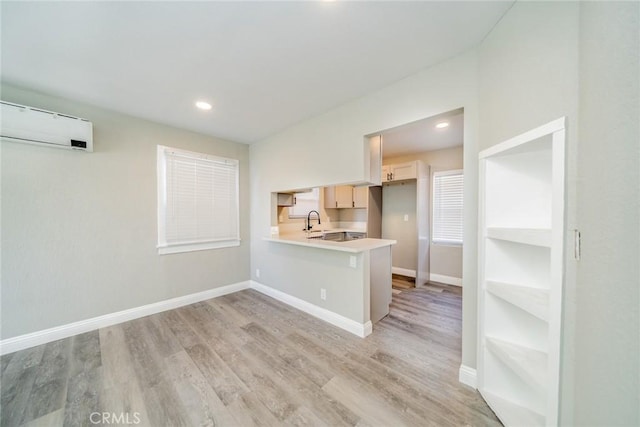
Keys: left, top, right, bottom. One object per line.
{"left": 432, "top": 170, "right": 464, "bottom": 244}
{"left": 157, "top": 145, "right": 240, "bottom": 254}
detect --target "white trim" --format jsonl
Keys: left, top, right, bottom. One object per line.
{"left": 1, "top": 278, "right": 378, "bottom": 355}
{"left": 249, "top": 281, "right": 372, "bottom": 338}
{"left": 392, "top": 267, "right": 416, "bottom": 278}
{"left": 478, "top": 117, "right": 565, "bottom": 159}
{"left": 0, "top": 281, "right": 251, "bottom": 356}
{"left": 429, "top": 273, "right": 462, "bottom": 287}
{"left": 158, "top": 239, "right": 240, "bottom": 255}
{"left": 433, "top": 169, "right": 464, "bottom": 177}
{"left": 458, "top": 364, "right": 477, "bottom": 388}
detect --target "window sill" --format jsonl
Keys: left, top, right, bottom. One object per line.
{"left": 158, "top": 239, "right": 240, "bottom": 255}
{"left": 432, "top": 239, "right": 463, "bottom": 247}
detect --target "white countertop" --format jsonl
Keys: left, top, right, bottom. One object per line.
{"left": 264, "top": 234, "right": 396, "bottom": 253}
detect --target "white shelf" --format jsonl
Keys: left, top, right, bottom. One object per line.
{"left": 486, "top": 227, "right": 551, "bottom": 247}
{"left": 486, "top": 280, "right": 549, "bottom": 321}
{"left": 482, "top": 390, "right": 545, "bottom": 427}
{"left": 485, "top": 337, "right": 547, "bottom": 392}
{"left": 479, "top": 118, "right": 565, "bottom": 426}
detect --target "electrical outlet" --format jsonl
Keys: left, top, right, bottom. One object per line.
{"left": 320, "top": 288, "right": 327, "bottom": 300}
{"left": 256, "top": 269, "right": 260, "bottom": 278}
{"left": 349, "top": 256, "right": 357, "bottom": 268}
{"left": 404, "top": 214, "right": 409, "bottom": 222}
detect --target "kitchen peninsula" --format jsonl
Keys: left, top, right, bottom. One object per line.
{"left": 262, "top": 230, "right": 396, "bottom": 338}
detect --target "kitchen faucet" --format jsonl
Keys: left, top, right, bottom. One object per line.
{"left": 305, "top": 210, "right": 321, "bottom": 231}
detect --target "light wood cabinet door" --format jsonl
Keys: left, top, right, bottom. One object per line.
{"left": 382, "top": 165, "right": 391, "bottom": 182}
{"left": 390, "top": 162, "right": 417, "bottom": 181}
{"left": 382, "top": 162, "right": 417, "bottom": 182}
{"left": 277, "top": 193, "right": 295, "bottom": 206}
{"left": 324, "top": 187, "right": 337, "bottom": 209}
{"left": 324, "top": 185, "right": 354, "bottom": 208}
{"left": 353, "top": 186, "right": 368, "bottom": 208}
{"left": 335, "top": 185, "right": 353, "bottom": 208}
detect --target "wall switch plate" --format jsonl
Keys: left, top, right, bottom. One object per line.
{"left": 320, "top": 288, "right": 327, "bottom": 300}
{"left": 256, "top": 269, "right": 260, "bottom": 278}
{"left": 349, "top": 255, "right": 357, "bottom": 268}
{"left": 404, "top": 214, "right": 409, "bottom": 222}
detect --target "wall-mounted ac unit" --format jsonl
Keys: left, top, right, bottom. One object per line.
{"left": 0, "top": 101, "right": 93, "bottom": 152}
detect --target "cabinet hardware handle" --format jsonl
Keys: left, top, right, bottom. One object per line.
{"left": 335, "top": 201, "right": 338, "bottom": 208}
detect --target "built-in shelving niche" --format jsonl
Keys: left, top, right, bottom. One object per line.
{"left": 478, "top": 118, "right": 565, "bottom": 427}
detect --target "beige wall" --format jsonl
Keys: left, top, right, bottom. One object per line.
{"left": 1, "top": 84, "right": 251, "bottom": 339}
{"left": 385, "top": 146, "right": 463, "bottom": 280}
{"left": 382, "top": 181, "right": 418, "bottom": 272}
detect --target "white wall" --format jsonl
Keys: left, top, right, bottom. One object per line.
{"left": 574, "top": 2, "right": 639, "bottom": 425}
{"left": 476, "top": 2, "right": 640, "bottom": 424}
{"left": 1, "top": 84, "right": 251, "bottom": 339}
{"left": 250, "top": 50, "right": 480, "bottom": 368}
{"left": 385, "top": 146, "right": 464, "bottom": 280}
{"left": 475, "top": 1, "right": 640, "bottom": 424}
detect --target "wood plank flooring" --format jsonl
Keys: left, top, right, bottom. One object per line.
{"left": 1, "top": 285, "right": 500, "bottom": 426}
{"left": 392, "top": 274, "right": 416, "bottom": 290}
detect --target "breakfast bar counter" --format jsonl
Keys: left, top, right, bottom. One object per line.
{"left": 263, "top": 235, "right": 396, "bottom": 253}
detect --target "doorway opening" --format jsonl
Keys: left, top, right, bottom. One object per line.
{"left": 374, "top": 107, "right": 464, "bottom": 291}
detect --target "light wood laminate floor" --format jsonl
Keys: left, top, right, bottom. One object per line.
{"left": 1, "top": 285, "right": 500, "bottom": 426}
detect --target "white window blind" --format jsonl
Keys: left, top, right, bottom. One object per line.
{"left": 288, "top": 188, "right": 320, "bottom": 218}
{"left": 157, "top": 145, "right": 239, "bottom": 254}
{"left": 433, "top": 170, "right": 463, "bottom": 244}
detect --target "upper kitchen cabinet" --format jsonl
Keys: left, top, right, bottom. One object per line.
{"left": 325, "top": 185, "right": 370, "bottom": 209}
{"left": 352, "top": 186, "right": 368, "bottom": 208}
{"left": 324, "top": 185, "right": 354, "bottom": 208}
{"left": 277, "top": 192, "right": 296, "bottom": 207}
{"left": 382, "top": 161, "right": 418, "bottom": 182}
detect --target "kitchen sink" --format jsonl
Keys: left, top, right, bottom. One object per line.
{"left": 307, "top": 231, "right": 366, "bottom": 242}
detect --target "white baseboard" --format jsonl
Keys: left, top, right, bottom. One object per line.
{"left": 1, "top": 279, "right": 376, "bottom": 355}
{"left": 429, "top": 273, "right": 462, "bottom": 287}
{"left": 0, "top": 281, "right": 251, "bottom": 356}
{"left": 392, "top": 267, "right": 416, "bottom": 278}
{"left": 249, "top": 281, "right": 372, "bottom": 338}
{"left": 458, "top": 364, "right": 477, "bottom": 389}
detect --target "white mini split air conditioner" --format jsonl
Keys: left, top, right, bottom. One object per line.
{"left": 0, "top": 101, "right": 93, "bottom": 152}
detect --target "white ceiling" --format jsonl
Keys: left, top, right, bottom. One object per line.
{"left": 1, "top": 1, "right": 512, "bottom": 144}
{"left": 381, "top": 108, "right": 464, "bottom": 158}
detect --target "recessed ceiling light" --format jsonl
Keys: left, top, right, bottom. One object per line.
{"left": 195, "top": 101, "right": 212, "bottom": 110}
{"left": 435, "top": 122, "right": 449, "bottom": 129}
